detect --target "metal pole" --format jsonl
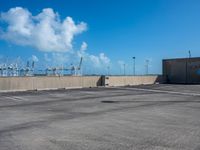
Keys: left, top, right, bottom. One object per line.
{"left": 132, "top": 57, "right": 135, "bottom": 76}
{"left": 188, "top": 50, "right": 191, "bottom": 58}
{"left": 145, "top": 59, "right": 149, "bottom": 75}
{"left": 123, "top": 64, "right": 126, "bottom": 76}
{"left": 107, "top": 66, "right": 110, "bottom": 75}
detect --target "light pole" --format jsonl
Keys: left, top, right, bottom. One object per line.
{"left": 145, "top": 59, "right": 149, "bottom": 75}
{"left": 188, "top": 50, "right": 191, "bottom": 58}
{"left": 107, "top": 66, "right": 110, "bottom": 75}
{"left": 132, "top": 57, "right": 136, "bottom": 76}
{"left": 123, "top": 64, "right": 126, "bottom": 76}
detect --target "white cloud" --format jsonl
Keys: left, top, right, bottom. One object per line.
{"left": 0, "top": 7, "right": 87, "bottom": 52}
{"left": 0, "top": 7, "right": 111, "bottom": 73}
{"left": 80, "top": 41, "right": 87, "bottom": 51}
{"left": 43, "top": 53, "right": 70, "bottom": 66}
{"left": 52, "top": 53, "right": 69, "bottom": 65}
{"left": 89, "top": 55, "right": 101, "bottom": 66}
{"left": 44, "top": 53, "right": 51, "bottom": 62}
{"left": 99, "top": 53, "right": 110, "bottom": 64}
{"left": 88, "top": 53, "right": 110, "bottom": 68}
{"left": 31, "top": 55, "right": 39, "bottom": 62}
{"left": 42, "top": 42, "right": 111, "bottom": 71}
{"left": 78, "top": 42, "right": 87, "bottom": 57}
{"left": 77, "top": 42, "right": 110, "bottom": 68}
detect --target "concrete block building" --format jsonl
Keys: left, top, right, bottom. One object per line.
{"left": 163, "top": 57, "right": 200, "bottom": 84}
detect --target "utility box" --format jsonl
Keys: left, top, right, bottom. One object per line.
{"left": 163, "top": 57, "right": 200, "bottom": 84}
{"left": 102, "top": 76, "right": 109, "bottom": 86}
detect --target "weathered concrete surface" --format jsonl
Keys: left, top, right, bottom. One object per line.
{"left": 0, "top": 76, "right": 102, "bottom": 91}
{"left": 105, "top": 75, "right": 162, "bottom": 87}
{"left": 0, "top": 75, "right": 162, "bottom": 92}
{"left": 163, "top": 57, "right": 200, "bottom": 84}
{"left": 0, "top": 84, "right": 200, "bottom": 150}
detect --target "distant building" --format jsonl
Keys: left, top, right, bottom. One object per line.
{"left": 163, "top": 57, "right": 200, "bottom": 84}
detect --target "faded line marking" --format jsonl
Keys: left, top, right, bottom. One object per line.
{"left": 112, "top": 87, "right": 200, "bottom": 96}
{"left": 5, "top": 96, "right": 28, "bottom": 101}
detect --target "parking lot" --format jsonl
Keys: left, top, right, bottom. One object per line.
{"left": 0, "top": 84, "right": 200, "bottom": 150}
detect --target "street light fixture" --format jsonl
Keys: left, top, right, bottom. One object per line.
{"left": 123, "top": 64, "right": 126, "bottom": 76}
{"left": 188, "top": 50, "right": 191, "bottom": 58}
{"left": 132, "top": 57, "right": 136, "bottom": 76}
{"left": 145, "top": 59, "right": 149, "bottom": 75}
{"left": 107, "top": 66, "right": 110, "bottom": 76}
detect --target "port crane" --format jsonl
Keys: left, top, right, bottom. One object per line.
{"left": 45, "top": 57, "right": 83, "bottom": 76}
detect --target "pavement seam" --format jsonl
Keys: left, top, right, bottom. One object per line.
{"left": 112, "top": 87, "right": 200, "bottom": 96}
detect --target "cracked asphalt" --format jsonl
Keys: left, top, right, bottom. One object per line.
{"left": 0, "top": 84, "right": 200, "bottom": 150}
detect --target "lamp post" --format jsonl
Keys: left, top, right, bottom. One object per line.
{"left": 145, "top": 59, "right": 149, "bottom": 75}
{"left": 132, "top": 57, "right": 136, "bottom": 76}
{"left": 188, "top": 50, "right": 191, "bottom": 58}
{"left": 123, "top": 64, "right": 126, "bottom": 76}
{"left": 107, "top": 66, "right": 110, "bottom": 75}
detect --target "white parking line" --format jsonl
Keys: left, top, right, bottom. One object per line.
{"left": 5, "top": 96, "right": 28, "bottom": 101}
{"left": 112, "top": 87, "right": 200, "bottom": 96}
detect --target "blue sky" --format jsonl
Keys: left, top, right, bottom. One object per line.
{"left": 1, "top": 0, "right": 200, "bottom": 75}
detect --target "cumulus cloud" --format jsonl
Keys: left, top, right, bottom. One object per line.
{"left": 44, "top": 53, "right": 51, "bottom": 62}
{"left": 78, "top": 41, "right": 87, "bottom": 57}
{"left": 80, "top": 41, "right": 87, "bottom": 51}
{"left": 43, "top": 53, "right": 70, "bottom": 66}
{"left": 31, "top": 55, "right": 39, "bottom": 62}
{"left": 88, "top": 53, "right": 110, "bottom": 67}
{"left": 0, "top": 7, "right": 87, "bottom": 52}
{"left": 99, "top": 53, "right": 110, "bottom": 64}
{"left": 0, "top": 7, "right": 111, "bottom": 74}
{"left": 42, "top": 41, "right": 110, "bottom": 72}
{"left": 77, "top": 42, "right": 110, "bottom": 68}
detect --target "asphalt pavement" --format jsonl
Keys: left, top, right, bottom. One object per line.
{"left": 0, "top": 84, "right": 200, "bottom": 150}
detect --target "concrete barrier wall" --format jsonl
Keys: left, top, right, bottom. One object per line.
{"left": 0, "top": 76, "right": 102, "bottom": 91}
{"left": 105, "top": 75, "right": 162, "bottom": 87}
{"left": 0, "top": 75, "right": 163, "bottom": 92}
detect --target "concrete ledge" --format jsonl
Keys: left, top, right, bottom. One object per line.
{"left": 0, "top": 76, "right": 102, "bottom": 92}
{"left": 104, "top": 75, "right": 163, "bottom": 87}
{"left": 0, "top": 75, "right": 163, "bottom": 92}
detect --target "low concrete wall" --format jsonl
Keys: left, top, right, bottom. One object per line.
{"left": 0, "top": 75, "right": 163, "bottom": 92}
{"left": 0, "top": 76, "right": 102, "bottom": 92}
{"left": 104, "top": 75, "right": 162, "bottom": 87}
